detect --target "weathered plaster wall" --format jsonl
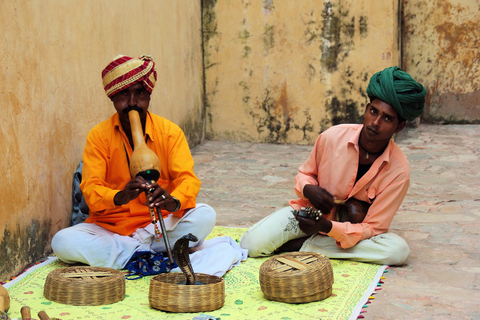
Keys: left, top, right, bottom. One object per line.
{"left": 403, "top": 0, "right": 480, "bottom": 123}
{"left": 0, "top": 0, "right": 204, "bottom": 281}
{"left": 203, "top": 0, "right": 401, "bottom": 144}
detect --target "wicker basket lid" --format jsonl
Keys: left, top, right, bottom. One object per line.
{"left": 259, "top": 252, "right": 334, "bottom": 303}
{"left": 44, "top": 267, "right": 125, "bottom": 306}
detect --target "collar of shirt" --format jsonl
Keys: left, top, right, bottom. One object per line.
{"left": 346, "top": 124, "right": 392, "bottom": 171}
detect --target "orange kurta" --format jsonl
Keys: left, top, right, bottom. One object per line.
{"left": 289, "top": 124, "right": 410, "bottom": 249}
{"left": 81, "top": 111, "right": 200, "bottom": 235}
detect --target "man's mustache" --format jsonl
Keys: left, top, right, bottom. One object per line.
{"left": 123, "top": 106, "right": 143, "bottom": 114}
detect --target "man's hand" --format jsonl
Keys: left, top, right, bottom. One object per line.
{"left": 146, "top": 182, "right": 179, "bottom": 212}
{"left": 295, "top": 215, "right": 332, "bottom": 235}
{"left": 114, "top": 176, "right": 149, "bottom": 205}
{"left": 114, "top": 177, "right": 180, "bottom": 212}
{"left": 303, "top": 184, "right": 335, "bottom": 214}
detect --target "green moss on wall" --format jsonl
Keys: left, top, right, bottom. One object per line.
{"left": 320, "top": 1, "right": 341, "bottom": 72}
{"left": 202, "top": 0, "right": 219, "bottom": 69}
{"left": 248, "top": 88, "right": 315, "bottom": 144}
{"left": 0, "top": 220, "right": 52, "bottom": 282}
{"left": 263, "top": 25, "right": 275, "bottom": 55}
{"left": 179, "top": 98, "right": 205, "bottom": 148}
{"left": 319, "top": 2, "right": 365, "bottom": 72}
{"left": 323, "top": 96, "right": 363, "bottom": 129}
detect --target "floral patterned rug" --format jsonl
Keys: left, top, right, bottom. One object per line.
{"left": 4, "top": 227, "right": 385, "bottom": 320}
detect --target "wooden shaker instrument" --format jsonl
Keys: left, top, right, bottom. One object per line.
{"left": 20, "top": 306, "right": 31, "bottom": 320}
{"left": 38, "top": 310, "right": 51, "bottom": 320}
{"left": 0, "top": 284, "right": 9, "bottom": 313}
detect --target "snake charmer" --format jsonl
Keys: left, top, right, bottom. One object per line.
{"left": 52, "top": 55, "right": 216, "bottom": 269}
{"left": 240, "top": 66, "right": 426, "bottom": 265}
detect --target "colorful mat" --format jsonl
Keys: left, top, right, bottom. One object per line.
{"left": 4, "top": 227, "right": 386, "bottom": 320}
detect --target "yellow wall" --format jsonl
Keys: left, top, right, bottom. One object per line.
{"left": 203, "top": 0, "right": 401, "bottom": 144}
{"left": 403, "top": 0, "right": 480, "bottom": 122}
{"left": 0, "top": 0, "right": 204, "bottom": 281}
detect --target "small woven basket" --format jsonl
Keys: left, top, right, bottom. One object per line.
{"left": 44, "top": 266, "right": 125, "bottom": 306}
{"left": 149, "top": 273, "right": 225, "bottom": 313}
{"left": 259, "top": 252, "right": 334, "bottom": 303}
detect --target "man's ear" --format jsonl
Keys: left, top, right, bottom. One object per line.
{"left": 394, "top": 120, "right": 406, "bottom": 133}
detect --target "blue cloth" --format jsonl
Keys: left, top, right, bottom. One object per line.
{"left": 72, "top": 161, "right": 89, "bottom": 225}
{"left": 124, "top": 251, "right": 177, "bottom": 280}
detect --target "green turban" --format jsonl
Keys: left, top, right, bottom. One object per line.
{"left": 366, "top": 66, "right": 426, "bottom": 121}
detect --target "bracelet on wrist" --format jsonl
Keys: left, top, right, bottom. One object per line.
{"left": 167, "top": 196, "right": 181, "bottom": 212}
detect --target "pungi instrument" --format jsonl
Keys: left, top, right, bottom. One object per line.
{"left": 128, "top": 110, "right": 174, "bottom": 265}
{"left": 336, "top": 198, "right": 370, "bottom": 223}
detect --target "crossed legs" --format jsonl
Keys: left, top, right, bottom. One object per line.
{"left": 240, "top": 206, "right": 410, "bottom": 265}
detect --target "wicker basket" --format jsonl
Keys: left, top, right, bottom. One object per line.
{"left": 44, "top": 266, "right": 125, "bottom": 306}
{"left": 259, "top": 252, "right": 334, "bottom": 303}
{"left": 149, "top": 273, "right": 225, "bottom": 313}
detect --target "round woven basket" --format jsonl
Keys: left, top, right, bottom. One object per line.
{"left": 149, "top": 273, "right": 224, "bottom": 313}
{"left": 44, "top": 266, "right": 125, "bottom": 306}
{"left": 259, "top": 252, "right": 334, "bottom": 303}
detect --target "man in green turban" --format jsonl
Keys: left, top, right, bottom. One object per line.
{"left": 240, "top": 66, "right": 426, "bottom": 265}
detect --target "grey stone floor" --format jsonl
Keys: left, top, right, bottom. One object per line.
{"left": 191, "top": 124, "right": 480, "bottom": 320}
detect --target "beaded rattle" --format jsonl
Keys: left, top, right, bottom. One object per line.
{"left": 292, "top": 206, "right": 323, "bottom": 220}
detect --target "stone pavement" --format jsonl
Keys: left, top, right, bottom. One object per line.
{"left": 191, "top": 124, "right": 480, "bottom": 320}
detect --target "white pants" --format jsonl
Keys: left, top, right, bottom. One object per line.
{"left": 239, "top": 206, "right": 409, "bottom": 265}
{"left": 51, "top": 204, "right": 216, "bottom": 269}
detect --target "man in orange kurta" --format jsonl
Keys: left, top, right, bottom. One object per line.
{"left": 52, "top": 55, "right": 216, "bottom": 269}
{"left": 240, "top": 66, "right": 426, "bottom": 265}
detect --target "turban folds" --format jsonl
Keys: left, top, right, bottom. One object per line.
{"left": 102, "top": 55, "right": 157, "bottom": 98}
{"left": 366, "top": 66, "right": 426, "bottom": 121}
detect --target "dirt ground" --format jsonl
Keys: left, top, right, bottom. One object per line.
{"left": 192, "top": 124, "right": 480, "bottom": 320}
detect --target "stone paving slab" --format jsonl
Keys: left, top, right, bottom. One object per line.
{"left": 191, "top": 124, "right": 480, "bottom": 320}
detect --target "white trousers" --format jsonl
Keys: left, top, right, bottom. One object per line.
{"left": 239, "top": 206, "right": 409, "bottom": 265}
{"left": 51, "top": 204, "right": 216, "bottom": 269}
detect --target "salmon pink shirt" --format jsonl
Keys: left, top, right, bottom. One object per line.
{"left": 289, "top": 124, "right": 410, "bottom": 249}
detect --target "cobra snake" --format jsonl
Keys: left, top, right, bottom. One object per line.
{"left": 173, "top": 233, "right": 204, "bottom": 285}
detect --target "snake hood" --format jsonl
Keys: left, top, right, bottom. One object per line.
{"left": 173, "top": 233, "right": 200, "bottom": 285}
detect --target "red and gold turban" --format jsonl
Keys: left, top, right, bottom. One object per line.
{"left": 102, "top": 55, "right": 157, "bottom": 98}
